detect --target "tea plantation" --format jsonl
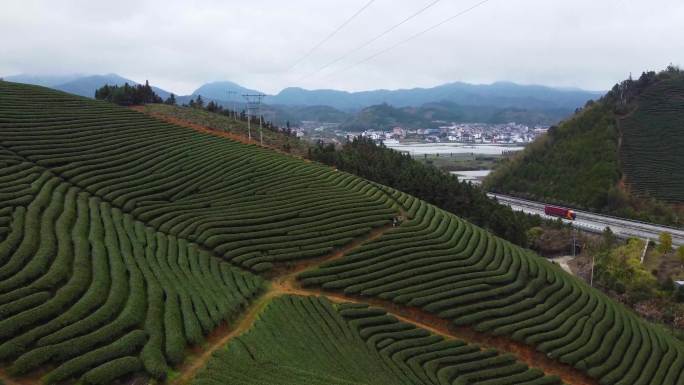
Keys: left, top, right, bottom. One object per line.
{"left": 193, "top": 295, "right": 562, "bottom": 385}
{"left": 1, "top": 80, "right": 684, "bottom": 385}
{"left": 0, "top": 81, "right": 398, "bottom": 383}
{"left": 0, "top": 81, "right": 396, "bottom": 273}
{"left": 300, "top": 186, "right": 684, "bottom": 385}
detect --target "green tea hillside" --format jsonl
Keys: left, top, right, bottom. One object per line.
{"left": 1, "top": 81, "right": 683, "bottom": 385}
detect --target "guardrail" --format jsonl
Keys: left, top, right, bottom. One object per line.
{"left": 488, "top": 193, "right": 684, "bottom": 246}
{"left": 488, "top": 193, "right": 683, "bottom": 232}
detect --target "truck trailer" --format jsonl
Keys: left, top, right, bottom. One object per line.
{"left": 544, "top": 205, "right": 577, "bottom": 220}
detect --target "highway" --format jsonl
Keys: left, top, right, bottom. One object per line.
{"left": 488, "top": 193, "right": 684, "bottom": 247}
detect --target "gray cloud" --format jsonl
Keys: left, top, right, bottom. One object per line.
{"left": 2, "top": 0, "right": 683, "bottom": 94}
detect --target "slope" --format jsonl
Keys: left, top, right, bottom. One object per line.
{"left": 133, "top": 103, "right": 309, "bottom": 157}
{"left": 620, "top": 75, "right": 684, "bottom": 202}
{"left": 300, "top": 186, "right": 684, "bottom": 385}
{"left": 0, "top": 142, "right": 265, "bottom": 383}
{"left": 193, "top": 295, "right": 562, "bottom": 385}
{"left": 1, "top": 80, "right": 683, "bottom": 385}
{"left": 485, "top": 68, "right": 684, "bottom": 225}
{"left": 0, "top": 80, "right": 396, "bottom": 383}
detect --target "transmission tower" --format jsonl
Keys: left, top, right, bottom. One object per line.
{"left": 227, "top": 91, "right": 237, "bottom": 120}
{"left": 242, "top": 93, "right": 266, "bottom": 145}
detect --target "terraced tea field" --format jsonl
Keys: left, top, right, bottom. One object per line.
{"left": 194, "top": 296, "right": 562, "bottom": 385}
{"left": 1, "top": 80, "right": 683, "bottom": 385}
{"left": 620, "top": 77, "right": 684, "bottom": 202}
{"left": 300, "top": 187, "right": 684, "bottom": 385}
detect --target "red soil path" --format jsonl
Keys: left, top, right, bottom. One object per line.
{"left": 129, "top": 106, "right": 309, "bottom": 161}
{"left": 174, "top": 214, "right": 598, "bottom": 385}
{"left": 1, "top": 105, "right": 598, "bottom": 385}
{"left": 147, "top": 114, "right": 597, "bottom": 385}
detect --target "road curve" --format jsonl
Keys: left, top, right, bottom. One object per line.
{"left": 488, "top": 193, "right": 684, "bottom": 247}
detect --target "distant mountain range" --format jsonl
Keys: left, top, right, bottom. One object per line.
{"left": 2, "top": 73, "right": 86, "bottom": 87}
{"left": 190, "top": 81, "right": 262, "bottom": 100}
{"left": 265, "top": 82, "right": 602, "bottom": 112}
{"left": 3, "top": 73, "right": 601, "bottom": 126}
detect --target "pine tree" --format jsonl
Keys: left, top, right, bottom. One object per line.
{"left": 165, "top": 93, "right": 177, "bottom": 105}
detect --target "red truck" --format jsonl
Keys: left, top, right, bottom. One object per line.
{"left": 544, "top": 205, "right": 576, "bottom": 220}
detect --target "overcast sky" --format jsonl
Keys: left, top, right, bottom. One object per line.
{"left": 2, "top": 0, "right": 683, "bottom": 95}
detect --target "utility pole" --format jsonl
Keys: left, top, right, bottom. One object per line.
{"left": 258, "top": 104, "right": 263, "bottom": 146}
{"left": 572, "top": 227, "right": 576, "bottom": 258}
{"left": 640, "top": 238, "right": 649, "bottom": 264}
{"left": 242, "top": 94, "right": 252, "bottom": 141}
{"left": 590, "top": 255, "right": 595, "bottom": 287}
{"left": 227, "top": 91, "right": 237, "bottom": 120}
{"left": 242, "top": 93, "right": 266, "bottom": 145}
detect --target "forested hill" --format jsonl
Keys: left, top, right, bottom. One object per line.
{"left": 485, "top": 67, "right": 684, "bottom": 226}
{"left": 341, "top": 100, "right": 569, "bottom": 130}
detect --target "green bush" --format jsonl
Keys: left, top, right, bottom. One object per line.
{"left": 82, "top": 356, "right": 143, "bottom": 385}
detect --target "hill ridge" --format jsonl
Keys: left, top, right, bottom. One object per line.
{"left": 485, "top": 68, "right": 684, "bottom": 226}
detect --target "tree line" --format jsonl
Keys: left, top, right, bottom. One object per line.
{"left": 95, "top": 81, "right": 162, "bottom": 105}
{"left": 309, "top": 137, "right": 542, "bottom": 247}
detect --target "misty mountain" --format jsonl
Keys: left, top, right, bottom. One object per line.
{"left": 265, "top": 81, "right": 602, "bottom": 111}
{"left": 191, "top": 81, "right": 261, "bottom": 101}
{"left": 5, "top": 73, "right": 592, "bottom": 126}
{"left": 53, "top": 74, "right": 172, "bottom": 99}
{"left": 3, "top": 73, "right": 172, "bottom": 99}
{"left": 2, "top": 73, "right": 86, "bottom": 87}
{"left": 53, "top": 74, "right": 133, "bottom": 97}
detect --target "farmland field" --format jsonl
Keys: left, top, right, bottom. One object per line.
{"left": 620, "top": 77, "right": 684, "bottom": 202}
{"left": 1, "top": 80, "right": 684, "bottom": 385}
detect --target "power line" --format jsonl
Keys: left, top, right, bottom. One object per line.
{"left": 325, "top": 0, "right": 493, "bottom": 79}
{"left": 288, "top": 0, "right": 376, "bottom": 71}
{"left": 298, "top": 0, "right": 441, "bottom": 81}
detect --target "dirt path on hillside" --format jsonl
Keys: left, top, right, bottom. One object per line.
{"left": 125, "top": 109, "right": 596, "bottom": 385}
{"left": 174, "top": 275, "right": 597, "bottom": 385}
{"left": 172, "top": 220, "right": 400, "bottom": 385}
{"left": 129, "top": 106, "right": 308, "bottom": 161}
{"left": 173, "top": 214, "right": 598, "bottom": 385}
{"left": 0, "top": 370, "right": 23, "bottom": 385}
{"left": 0, "top": 368, "right": 43, "bottom": 385}
{"left": 274, "top": 280, "right": 597, "bottom": 385}
{"left": 171, "top": 288, "right": 280, "bottom": 385}
{"left": 265, "top": 221, "right": 397, "bottom": 282}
